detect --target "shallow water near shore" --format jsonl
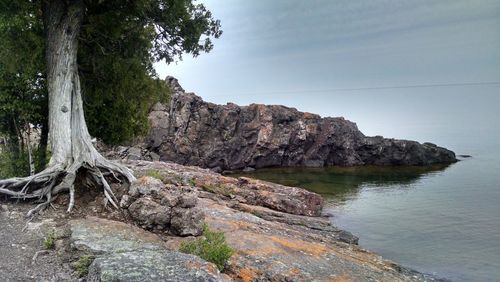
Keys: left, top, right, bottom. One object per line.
{"left": 236, "top": 149, "right": 500, "bottom": 281}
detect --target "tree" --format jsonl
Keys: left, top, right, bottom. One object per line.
{"left": 0, "top": 1, "right": 49, "bottom": 177}
{"left": 0, "top": 0, "right": 221, "bottom": 216}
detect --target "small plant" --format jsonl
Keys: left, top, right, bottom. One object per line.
{"left": 179, "top": 224, "right": 234, "bottom": 271}
{"left": 188, "top": 178, "right": 197, "bottom": 186}
{"left": 144, "top": 169, "right": 162, "bottom": 179}
{"left": 74, "top": 255, "right": 94, "bottom": 278}
{"left": 43, "top": 229, "right": 56, "bottom": 250}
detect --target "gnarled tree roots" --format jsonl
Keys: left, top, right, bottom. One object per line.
{"left": 0, "top": 158, "right": 135, "bottom": 217}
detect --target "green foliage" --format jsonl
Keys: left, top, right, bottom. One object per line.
{"left": 179, "top": 224, "right": 234, "bottom": 271}
{"left": 0, "top": 146, "right": 48, "bottom": 178}
{"left": 144, "top": 169, "right": 162, "bottom": 179}
{"left": 0, "top": 148, "right": 29, "bottom": 178}
{"left": 73, "top": 255, "right": 94, "bottom": 278}
{"left": 43, "top": 229, "right": 56, "bottom": 250}
{"left": 0, "top": 0, "right": 220, "bottom": 147}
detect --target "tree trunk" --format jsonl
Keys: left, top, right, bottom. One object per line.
{"left": 44, "top": 0, "right": 85, "bottom": 166}
{"left": 0, "top": 0, "right": 135, "bottom": 215}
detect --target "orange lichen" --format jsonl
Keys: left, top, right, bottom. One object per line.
{"left": 237, "top": 267, "right": 259, "bottom": 282}
{"left": 269, "top": 236, "right": 328, "bottom": 256}
{"left": 287, "top": 267, "right": 301, "bottom": 276}
{"left": 328, "top": 276, "right": 351, "bottom": 282}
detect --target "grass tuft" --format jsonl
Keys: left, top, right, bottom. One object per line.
{"left": 144, "top": 169, "right": 162, "bottom": 179}
{"left": 43, "top": 229, "right": 56, "bottom": 250}
{"left": 74, "top": 255, "right": 94, "bottom": 278}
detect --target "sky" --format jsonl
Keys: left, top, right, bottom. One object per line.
{"left": 155, "top": 0, "right": 500, "bottom": 153}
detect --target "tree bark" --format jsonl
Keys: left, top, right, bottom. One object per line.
{"left": 43, "top": 0, "right": 84, "bottom": 166}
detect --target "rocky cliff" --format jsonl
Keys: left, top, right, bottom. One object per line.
{"left": 146, "top": 77, "right": 456, "bottom": 171}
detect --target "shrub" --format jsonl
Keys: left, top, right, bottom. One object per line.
{"left": 43, "top": 229, "right": 56, "bottom": 250}
{"left": 74, "top": 255, "right": 94, "bottom": 278}
{"left": 179, "top": 224, "right": 234, "bottom": 271}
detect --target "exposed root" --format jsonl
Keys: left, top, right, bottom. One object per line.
{"left": 0, "top": 160, "right": 135, "bottom": 216}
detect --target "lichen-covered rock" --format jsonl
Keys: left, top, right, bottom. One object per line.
{"left": 128, "top": 176, "right": 164, "bottom": 197}
{"left": 70, "top": 217, "right": 228, "bottom": 282}
{"left": 87, "top": 250, "right": 227, "bottom": 282}
{"left": 145, "top": 77, "right": 456, "bottom": 170}
{"left": 180, "top": 198, "right": 436, "bottom": 282}
{"left": 128, "top": 198, "right": 171, "bottom": 230}
{"left": 126, "top": 161, "right": 323, "bottom": 217}
{"left": 70, "top": 217, "right": 165, "bottom": 254}
{"left": 170, "top": 207, "right": 204, "bottom": 236}
{"left": 125, "top": 176, "right": 205, "bottom": 235}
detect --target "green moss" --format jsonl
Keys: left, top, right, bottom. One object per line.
{"left": 74, "top": 255, "right": 94, "bottom": 278}
{"left": 179, "top": 224, "right": 234, "bottom": 271}
{"left": 43, "top": 229, "right": 56, "bottom": 250}
{"left": 144, "top": 169, "right": 162, "bottom": 180}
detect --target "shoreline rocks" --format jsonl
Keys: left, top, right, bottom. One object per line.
{"left": 121, "top": 160, "right": 443, "bottom": 281}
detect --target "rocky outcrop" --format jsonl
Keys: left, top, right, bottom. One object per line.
{"left": 126, "top": 160, "right": 323, "bottom": 217}
{"left": 144, "top": 77, "right": 456, "bottom": 171}
{"left": 123, "top": 160, "right": 442, "bottom": 281}
{"left": 122, "top": 176, "right": 205, "bottom": 236}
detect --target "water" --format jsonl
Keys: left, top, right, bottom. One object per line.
{"left": 236, "top": 150, "right": 500, "bottom": 281}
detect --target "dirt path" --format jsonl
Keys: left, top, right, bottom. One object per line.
{"left": 0, "top": 201, "right": 75, "bottom": 282}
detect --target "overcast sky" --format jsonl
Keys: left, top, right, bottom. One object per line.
{"left": 155, "top": 0, "right": 500, "bottom": 152}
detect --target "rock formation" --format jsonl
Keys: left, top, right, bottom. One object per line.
{"left": 145, "top": 77, "right": 456, "bottom": 171}
{"left": 0, "top": 159, "right": 446, "bottom": 281}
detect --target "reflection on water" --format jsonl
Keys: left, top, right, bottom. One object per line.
{"left": 233, "top": 164, "right": 450, "bottom": 205}
{"left": 234, "top": 159, "right": 500, "bottom": 281}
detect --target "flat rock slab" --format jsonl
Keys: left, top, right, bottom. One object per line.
{"left": 70, "top": 216, "right": 165, "bottom": 253}
{"left": 88, "top": 250, "right": 225, "bottom": 282}
{"left": 194, "top": 198, "right": 438, "bottom": 282}
{"left": 71, "top": 217, "right": 228, "bottom": 282}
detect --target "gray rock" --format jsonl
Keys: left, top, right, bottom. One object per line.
{"left": 128, "top": 176, "right": 164, "bottom": 197}
{"left": 70, "top": 217, "right": 227, "bottom": 282}
{"left": 149, "top": 151, "right": 161, "bottom": 161}
{"left": 70, "top": 217, "right": 165, "bottom": 254}
{"left": 177, "top": 193, "right": 198, "bottom": 208}
{"left": 128, "top": 198, "right": 171, "bottom": 230}
{"left": 127, "top": 146, "right": 143, "bottom": 160}
{"left": 87, "top": 250, "right": 226, "bottom": 282}
{"left": 242, "top": 167, "right": 255, "bottom": 172}
{"left": 146, "top": 78, "right": 457, "bottom": 170}
{"left": 170, "top": 207, "right": 204, "bottom": 236}
{"left": 115, "top": 146, "right": 129, "bottom": 156}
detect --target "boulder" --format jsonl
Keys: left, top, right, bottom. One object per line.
{"left": 170, "top": 207, "right": 204, "bottom": 236}
{"left": 125, "top": 176, "right": 205, "bottom": 235}
{"left": 128, "top": 197, "right": 171, "bottom": 230}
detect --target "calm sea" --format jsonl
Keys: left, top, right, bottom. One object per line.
{"left": 236, "top": 144, "right": 500, "bottom": 281}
